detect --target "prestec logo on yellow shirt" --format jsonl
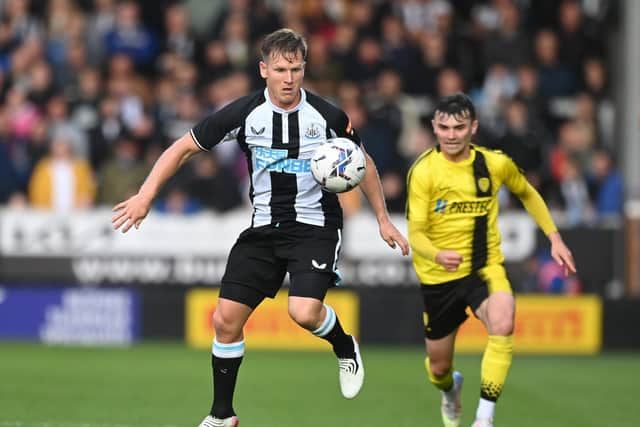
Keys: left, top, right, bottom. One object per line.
{"left": 434, "top": 199, "right": 491, "bottom": 214}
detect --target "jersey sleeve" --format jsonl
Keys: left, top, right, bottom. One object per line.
{"left": 406, "top": 161, "right": 431, "bottom": 222}
{"left": 332, "top": 109, "right": 362, "bottom": 146}
{"left": 190, "top": 93, "right": 259, "bottom": 151}
{"left": 499, "top": 154, "right": 529, "bottom": 196}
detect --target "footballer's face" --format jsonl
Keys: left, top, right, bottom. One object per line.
{"left": 260, "top": 50, "right": 305, "bottom": 110}
{"left": 432, "top": 111, "right": 478, "bottom": 162}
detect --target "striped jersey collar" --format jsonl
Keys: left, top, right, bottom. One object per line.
{"left": 263, "top": 87, "right": 307, "bottom": 114}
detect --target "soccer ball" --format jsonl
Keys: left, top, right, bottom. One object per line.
{"left": 310, "top": 137, "right": 366, "bottom": 193}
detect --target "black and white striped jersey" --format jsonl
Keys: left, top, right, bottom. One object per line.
{"left": 190, "top": 88, "right": 361, "bottom": 229}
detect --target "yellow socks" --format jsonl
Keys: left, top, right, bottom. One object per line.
{"left": 425, "top": 357, "right": 453, "bottom": 391}
{"left": 480, "top": 335, "right": 513, "bottom": 401}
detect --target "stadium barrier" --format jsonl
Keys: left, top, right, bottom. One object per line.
{"left": 2, "top": 285, "right": 638, "bottom": 351}
{"left": 1, "top": 208, "right": 636, "bottom": 351}
{"left": 0, "top": 208, "right": 622, "bottom": 293}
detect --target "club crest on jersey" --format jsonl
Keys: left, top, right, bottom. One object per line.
{"left": 250, "top": 126, "right": 265, "bottom": 135}
{"left": 305, "top": 124, "right": 321, "bottom": 139}
{"left": 477, "top": 177, "right": 490, "bottom": 193}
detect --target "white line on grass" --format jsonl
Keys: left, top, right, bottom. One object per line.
{"left": 0, "top": 422, "right": 180, "bottom": 427}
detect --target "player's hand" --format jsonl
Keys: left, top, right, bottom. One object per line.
{"left": 549, "top": 232, "right": 576, "bottom": 276}
{"left": 435, "top": 250, "right": 463, "bottom": 272}
{"left": 378, "top": 217, "right": 410, "bottom": 256}
{"left": 111, "top": 193, "right": 152, "bottom": 233}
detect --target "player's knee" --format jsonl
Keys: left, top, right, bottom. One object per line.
{"left": 490, "top": 315, "right": 514, "bottom": 336}
{"left": 288, "top": 305, "right": 321, "bottom": 330}
{"left": 428, "top": 358, "right": 453, "bottom": 378}
{"left": 213, "top": 309, "right": 241, "bottom": 339}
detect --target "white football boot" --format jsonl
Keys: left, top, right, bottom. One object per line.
{"left": 441, "top": 371, "right": 464, "bottom": 427}
{"left": 338, "top": 336, "right": 365, "bottom": 399}
{"left": 198, "top": 415, "right": 239, "bottom": 427}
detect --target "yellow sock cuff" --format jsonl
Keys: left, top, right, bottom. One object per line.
{"left": 488, "top": 335, "right": 513, "bottom": 349}
{"left": 425, "top": 357, "right": 453, "bottom": 391}
{"left": 480, "top": 335, "right": 513, "bottom": 401}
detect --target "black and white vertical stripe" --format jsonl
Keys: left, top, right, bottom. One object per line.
{"left": 190, "top": 88, "right": 357, "bottom": 229}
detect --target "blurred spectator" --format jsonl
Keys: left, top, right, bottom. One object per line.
{"left": 96, "top": 135, "right": 148, "bottom": 206}
{"left": 154, "top": 185, "right": 201, "bottom": 215}
{"left": 0, "top": 0, "right": 618, "bottom": 238}
{"left": 515, "top": 63, "right": 548, "bottom": 125}
{"left": 557, "top": 0, "right": 601, "bottom": 75}
{"left": 84, "top": 0, "right": 116, "bottom": 66}
{"left": 46, "top": 93, "right": 88, "bottom": 159}
{"left": 88, "top": 95, "right": 123, "bottom": 170}
{"left": 159, "top": 3, "right": 200, "bottom": 63}
{"left": 482, "top": 1, "right": 530, "bottom": 69}
{"left": 534, "top": 29, "right": 575, "bottom": 97}
{"left": 200, "top": 39, "right": 233, "bottom": 84}
{"left": 0, "top": 133, "right": 23, "bottom": 203}
{"left": 477, "top": 63, "right": 518, "bottom": 133}
{"left": 26, "top": 60, "right": 55, "bottom": 109}
{"left": 104, "top": 1, "right": 157, "bottom": 68}
{"left": 28, "top": 135, "right": 96, "bottom": 210}
{"left": 304, "top": 32, "right": 342, "bottom": 97}
{"left": 436, "top": 67, "right": 464, "bottom": 97}
{"left": 523, "top": 252, "right": 582, "bottom": 294}
{"left": 344, "top": 36, "right": 384, "bottom": 95}
{"left": 69, "top": 67, "right": 101, "bottom": 135}
{"left": 582, "top": 57, "right": 615, "bottom": 147}
{"left": 492, "top": 98, "right": 547, "bottom": 189}
{"left": 411, "top": 31, "right": 450, "bottom": 97}
{"left": 187, "top": 152, "right": 243, "bottom": 213}
{"left": 588, "top": 148, "right": 623, "bottom": 224}
{"left": 395, "top": 0, "right": 453, "bottom": 37}
{"left": 558, "top": 157, "right": 594, "bottom": 226}
{"left": 379, "top": 14, "right": 419, "bottom": 81}
{"left": 343, "top": 102, "right": 398, "bottom": 177}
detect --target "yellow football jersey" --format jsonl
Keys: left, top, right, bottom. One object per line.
{"left": 406, "top": 145, "right": 529, "bottom": 284}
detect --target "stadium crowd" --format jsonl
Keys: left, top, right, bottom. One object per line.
{"left": 0, "top": 0, "right": 622, "bottom": 227}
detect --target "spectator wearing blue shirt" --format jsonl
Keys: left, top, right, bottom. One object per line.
{"left": 589, "top": 148, "right": 623, "bottom": 223}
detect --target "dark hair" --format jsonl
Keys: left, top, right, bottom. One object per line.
{"left": 433, "top": 92, "right": 476, "bottom": 121}
{"left": 260, "top": 28, "right": 307, "bottom": 62}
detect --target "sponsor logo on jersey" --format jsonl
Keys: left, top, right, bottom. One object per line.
{"left": 434, "top": 199, "right": 491, "bottom": 214}
{"left": 254, "top": 147, "right": 311, "bottom": 173}
{"left": 250, "top": 126, "right": 266, "bottom": 135}
{"left": 434, "top": 199, "right": 448, "bottom": 214}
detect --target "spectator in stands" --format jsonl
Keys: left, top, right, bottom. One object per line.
{"left": 28, "top": 134, "right": 96, "bottom": 211}
{"left": 588, "top": 148, "right": 623, "bottom": 224}
{"left": 494, "top": 98, "right": 547, "bottom": 189}
{"left": 482, "top": 1, "right": 530, "bottom": 69}
{"left": 97, "top": 135, "right": 148, "bottom": 206}
{"left": 187, "top": 152, "right": 243, "bottom": 213}
{"left": 154, "top": 185, "right": 201, "bottom": 215}
{"left": 104, "top": 0, "right": 157, "bottom": 68}
{"left": 160, "top": 3, "right": 200, "bottom": 63}
{"left": 412, "top": 31, "right": 451, "bottom": 97}
{"left": 0, "top": 130, "right": 23, "bottom": 203}
{"left": 534, "top": 29, "right": 575, "bottom": 98}
{"left": 557, "top": 0, "right": 601, "bottom": 75}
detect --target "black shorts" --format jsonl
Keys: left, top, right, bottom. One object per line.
{"left": 220, "top": 222, "right": 342, "bottom": 309}
{"left": 421, "top": 272, "right": 490, "bottom": 340}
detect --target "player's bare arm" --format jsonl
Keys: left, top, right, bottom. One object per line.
{"left": 549, "top": 231, "right": 576, "bottom": 276}
{"left": 111, "top": 133, "right": 201, "bottom": 233}
{"left": 357, "top": 147, "right": 409, "bottom": 255}
{"left": 511, "top": 180, "right": 577, "bottom": 277}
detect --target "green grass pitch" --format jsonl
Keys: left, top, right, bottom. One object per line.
{"left": 1, "top": 342, "right": 638, "bottom": 427}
